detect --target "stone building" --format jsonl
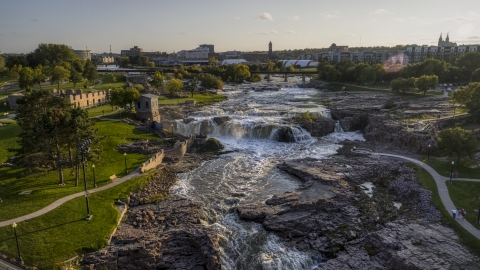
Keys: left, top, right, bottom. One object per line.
{"left": 60, "top": 89, "right": 110, "bottom": 108}
{"left": 8, "top": 89, "right": 110, "bottom": 110}
{"left": 136, "top": 94, "right": 160, "bottom": 122}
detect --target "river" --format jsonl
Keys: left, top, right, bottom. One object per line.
{"left": 170, "top": 84, "right": 364, "bottom": 269}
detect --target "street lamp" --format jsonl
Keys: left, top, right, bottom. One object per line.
{"left": 124, "top": 153, "right": 128, "bottom": 174}
{"left": 449, "top": 161, "right": 454, "bottom": 184}
{"left": 11, "top": 222, "right": 22, "bottom": 263}
{"left": 427, "top": 144, "right": 431, "bottom": 163}
{"left": 92, "top": 164, "right": 97, "bottom": 188}
{"left": 78, "top": 139, "right": 93, "bottom": 220}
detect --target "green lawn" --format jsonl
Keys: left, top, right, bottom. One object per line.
{"left": 158, "top": 93, "right": 227, "bottom": 106}
{"left": 0, "top": 173, "right": 152, "bottom": 269}
{"left": 0, "top": 120, "right": 158, "bottom": 222}
{"left": 446, "top": 181, "right": 480, "bottom": 230}
{"left": 94, "top": 73, "right": 127, "bottom": 91}
{"left": 86, "top": 104, "right": 117, "bottom": 118}
{"left": 411, "top": 164, "right": 480, "bottom": 255}
{"left": 423, "top": 157, "right": 480, "bottom": 178}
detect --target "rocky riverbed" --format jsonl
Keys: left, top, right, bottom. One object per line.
{"left": 237, "top": 145, "right": 480, "bottom": 269}
{"left": 82, "top": 167, "right": 222, "bottom": 270}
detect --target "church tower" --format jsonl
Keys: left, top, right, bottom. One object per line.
{"left": 269, "top": 41, "right": 272, "bottom": 57}
{"left": 446, "top": 32, "right": 450, "bottom": 43}
{"left": 438, "top": 33, "right": 443, "bottom": 44}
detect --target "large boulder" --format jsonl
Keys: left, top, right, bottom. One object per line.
{"left": 213, "top": 116, "right": 231, "bottom": 125}
{"left": 297, "top": 118, "right": 336, "bottom": 136}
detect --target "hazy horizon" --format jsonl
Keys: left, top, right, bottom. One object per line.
{"left": 1, "top": 0, "right": 480, "bottom": 54}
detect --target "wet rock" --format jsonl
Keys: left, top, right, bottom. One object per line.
{"left": 183, "top": 118, "right": 197, "bottom": 124}
{"left": 296, "top": 118, "right": 336, "bottom": 136}
{"left": 265, "top": 191, "right": 300, "bottom": 206}
{"left": 213, "top": 116, "right": 231, "bottom": 125}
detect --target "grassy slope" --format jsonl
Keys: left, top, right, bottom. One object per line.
{"left": 423, "top": 157, "right": 480, "bottom": 178}
{"left": 0, "top": 173, "right": 151, "bottom": 269}
{"left": 158, "top": 93, "right": 227, "bottom": 105}
{"left": 411, "top": 164, "right": 480, "bottom": 255}
{"left": 0, "top": 120, "right": 158, "bottom": 221}
{"left": 446, "top": 181, "right": 480, "bottom": 230}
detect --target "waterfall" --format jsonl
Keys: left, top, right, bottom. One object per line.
{"left": 175, "top": 118, "right": 312, "bottom": 142}
{"left": 334, "top": 121, "right": 344, "bottom": 133}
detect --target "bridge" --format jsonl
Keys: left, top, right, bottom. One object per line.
{"left": 98, "top": 69, "right": 317, "bottom": 82}
{"left": 250, "top": 70, "right": 317, "bottom": 82}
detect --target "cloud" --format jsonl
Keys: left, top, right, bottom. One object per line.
{"left": 444, "top": 12, "right": 480, "bottom": 23}
{"left": 235, "top": 16, "right": 241, "bottom": 20}
{"left": 346, "top": 33, "right": 355, "bottom": 36}
{"left": 286, "top": 30, "right": 296, "bottom": 34}
{"left": 260, "top": 31, "right": 269, "bottom": 35}
{"left": 370, "top": 8, "right": 393, "bottom": 15}
{"left": 177, "top": 32, "right": 186, "bottom": 35}
{"left": 468, "top": 35, "right": 480, "bottom": 39}
{"left": 32, "top": 19, "right": 38, "bottom": 22}
{"left": 11, "top": 31, "right": 16, "bottom": 35}
{"left": 245, "top": 32, "right": 252, "bottom": 35}
{"left": 270, "top": 30, "right": 277, "bottom": 34}
{"left": 257, "top": 13, "right": 273, "bottom": 21}
{"left": 394, "top": 18, "right": 406, "bottom": 23}
{"left": 321, "top": 12, "right": 340, "bottom": 19}
{"left": 288, "top": 15, "right": 300, "bottom": 21}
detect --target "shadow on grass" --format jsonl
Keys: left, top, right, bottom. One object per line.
{"left": 0, "top": 217, "right": 84, "bottom": 243}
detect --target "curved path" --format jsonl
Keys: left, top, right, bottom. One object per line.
{"left": 0, "top": 168, "right": 142, "bottom": 228}
{"left": 372, "top": 152, "right": 480, "bottom": 240}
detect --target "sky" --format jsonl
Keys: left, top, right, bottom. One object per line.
{"left": 1, "top": 0, "right": 480, "bottom": 54}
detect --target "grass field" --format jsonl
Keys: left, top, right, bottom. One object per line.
{"left": 423, "top": 157, "right": 480, "bottom": 179}
{"left": 0, "top": 120, "right": 158, "bottom": 222}
{"left": 446, "top": 181, "right": 480, "bottom": 230}
{"left": 0, "top": 173, "right": 152, "bottom": 269}
{"left": 93, "top": 73, "right": 127, "bottom": 91}
{"left": 158, "top": 93, "right": 227, "bottom": 105}
{"left": 411, "top": 164, "right": 480, "bottom": 255}
{"left": 331, "top": 83, "right": 445, "bottom": 96}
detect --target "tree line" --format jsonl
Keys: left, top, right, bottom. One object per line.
{"left": 1, "top": 44, "right": 98, "bottom": 91}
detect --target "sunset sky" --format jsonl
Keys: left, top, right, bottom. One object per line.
{"left": 1, "top": 0, "right": 480, "bottom": 53}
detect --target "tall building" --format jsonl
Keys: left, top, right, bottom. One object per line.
{"left": 268, "top": 41, "right": 273, "bottom": 58}
{"left": 199, "top": 44, "right": 215, "bottom": 54}
{"left": 73, "top": 49, "right": 91, "bottom": 60}
{"left": 438, "top": 33, "right": 457, "bottom": 47}
{"left": 121, "top": 46, "right": 144, "bottom": 57}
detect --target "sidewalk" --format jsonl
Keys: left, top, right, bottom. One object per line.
{"left": 376, "top": 153, "right": 480, "bottom": 240}
{"left": 0, "top": 168, "right": 141, "bottom": 228}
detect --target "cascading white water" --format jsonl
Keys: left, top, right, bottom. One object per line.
{"left": 334, "top": 121, "right": 344, "bottom": 133}
{"left": 170, "top": 86, "right": 365, "bottom": 269}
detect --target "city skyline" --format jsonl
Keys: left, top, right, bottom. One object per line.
{"left": 1, "top": 0, "right": 480, "bottom": 54}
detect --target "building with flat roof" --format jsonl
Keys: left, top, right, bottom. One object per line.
{"left": 136, "top": 94, "right": 160, "bottom": 122}
{"left": 73, "top": 49, "right": 91, "bottom": 60}
{"left": 121, "top": 46, "right": 144, "bottom": 57}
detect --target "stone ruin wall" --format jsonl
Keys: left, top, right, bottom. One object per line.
{"left": 140, "top": 150, "right": 165, "bottom": 173}
{"left": 164, "top": 140, "right": 188, "bottom": 161}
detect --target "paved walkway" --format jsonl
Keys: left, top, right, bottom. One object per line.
{"left": 0, "top": 168, "right": 142, "bottom": 228}
{"left": 373, "top": 152, "right": 480, "bottom": 240}
{"left": 0, "top": 259, "right": 24, "bottom": 270}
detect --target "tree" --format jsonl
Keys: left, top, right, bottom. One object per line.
{"left": 8, "top": 64, "right": 22, "bottom": 81}
{"left": 69, "top": 68, "right": 83, "bottom": 87}
{"left": 199, "top": 73, "right": 222, "bottom": 89}
{"left": 109, "top": 87, "right": 140, "bottom": 113}
{"left": 147, "top": 62, "right": 155, "bottom": 68}
{"left": 390, "top": 77, "right": 415, "bottom": 93}
{"left": 119, "top": 56, "right": 130, "bottom": 68}
{"left": 209, "top": 57, "right": 218, "bottom": 66}
{"left": 83, "top": 59, "right": 98, "bottom": 84}
{"left": 233, "top": 63, "right": 250, "bottom": 83}
{"left": 462, "top": 83, "right": 480, "bottom": 123}
{"left": 186, "top": 76, "right": 198, "bottom": 97}
{"left": 138, "top": 56, "right": 149, "bottom": 66}
{"left": 18, "top": 67, "right": 35, "bottom": 92}
{"left": 5, "top": 55, "right": 28, "bottom": 69}
{"left": 0, "top": 56, "right": 7, "bottom": 76}
{"left": 451, "top": 86, "right": 472, "bottom": 108}
{"left": 51, "top": 65, "right": 70, "bottom": 89}
{"left": 166, "top": 78, "right": 184, "bottom": 95}
{"left": 26, "top": 43, "right": 80, "bottom": 68}
{"left": 437, "top": 127, "right": 478, "bottom": 163}
{"left": 456, "top": 52, "right": 480, "bottom": 82}
{"left": 150, "top": 71, "right": 165, "bottom": 90}
{"left": 15, "top": 90, "right": 100, "bottom": 185}
{"left": 33, "top": 65, "right": 47, "bottom": 89}
{"left": 133, "top": 84, "right": 145, "bottom": 92}
{"left": 415, "top": 75, "right": 439, "bottom": 96}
